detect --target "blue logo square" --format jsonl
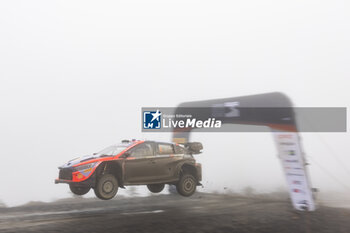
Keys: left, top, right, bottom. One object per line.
{"left": 143, "top": 110, "right": 162, "bottom": 129}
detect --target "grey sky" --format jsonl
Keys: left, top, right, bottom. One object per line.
{"left": 0, "top": 0, "right": 349, "bottom": 206}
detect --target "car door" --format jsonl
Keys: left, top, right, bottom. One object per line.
{"left": 123, "top": 142, "right": 156, "bottom": 184}
{"left": 151, "top": 143, "right": 178, "bottom": 181}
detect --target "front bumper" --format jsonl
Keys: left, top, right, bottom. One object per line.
{"left": 55, "top": 173, "right": 96, "bottom": 187}
{"left": 55, "top": 179, "right": 74, "bottom": 184}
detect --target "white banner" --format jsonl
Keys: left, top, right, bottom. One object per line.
{"left": 274, "top": 132, "right": 315, "bottom": 211}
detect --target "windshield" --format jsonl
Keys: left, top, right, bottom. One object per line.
{"left": 95, "top": 145, "right": 128, "bottom": 157}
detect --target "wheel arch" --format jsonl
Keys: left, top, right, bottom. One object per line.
{"left": 177, "top": 163, "right": 198, "bottom": 180}
{"left": 95, "top": 161, "right": 123, "bottom": 186}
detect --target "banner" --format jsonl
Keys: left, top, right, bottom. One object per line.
{"left": 274, "top": 132, "right": 315, "bottom": 211}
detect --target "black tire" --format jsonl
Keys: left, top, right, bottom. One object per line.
{"left": 69, "top": 184, "right": 90, "bottom": 195}
{"left": 147, "top": 184, "right": 165, "bottom": 193}
{"left": 94, "top": 174, "right": 119, "bottom": 200}
{"left": 176, "top": 174, "right": 197, "bottom": 197}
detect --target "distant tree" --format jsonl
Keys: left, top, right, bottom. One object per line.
{"left": 0, "top": 199, "right": 6, "bottom": 208}
{"left": 243, "top": 186, "right": 255, "bottom": 197}
{"left": 224, "top": 187, "right": 235, "bottom": 195}
{"left": 168, "top": 185, "right": 177, "bottom": 195}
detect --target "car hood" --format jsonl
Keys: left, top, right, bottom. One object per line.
{"left": 59, "top": 155, "right": 97, "bottom": 168}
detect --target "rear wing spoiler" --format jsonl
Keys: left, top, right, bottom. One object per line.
{"left": 181, "top": 142, "right": 203, "bottom": 154}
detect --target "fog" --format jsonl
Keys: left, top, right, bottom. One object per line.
{"left": 0, "top": 0, "right": 349, "bottom": 206}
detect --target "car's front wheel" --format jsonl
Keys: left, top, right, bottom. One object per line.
{"left": 69, "top": 184, "right": 91, "bottom": 195}
{"left": 176, "top": 174, "right": 197, "bottom": 197}
{"left": 147, "top": 184, "right": 165, "bottom": 193}
{"left": 94, "top": 174, "right": 119, "bottom": 200}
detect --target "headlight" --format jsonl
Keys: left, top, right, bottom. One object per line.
{"left": 74, "top": 162, "right": 97, "bottom": 172}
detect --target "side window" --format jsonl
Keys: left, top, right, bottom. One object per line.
{"left": 157, "top": 143, "right": 174, "bottom": 155}
{"left": 130, "top": 143, "right": 153, "bottom": 158}
{"left": 174, "top": 145, "right": 185, "bottom": 154}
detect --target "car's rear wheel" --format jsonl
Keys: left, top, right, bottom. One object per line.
{"left": 69, "top": 184, "right": 90, "bottom": 195}
{"left": 176, "top": 174, "right": 197, "bottom": 197}
{"left": 94, "top": 174, "right": 118, "bottom": 200}
{"left": 147, "top": 184, "right": 165, "bottom": 193}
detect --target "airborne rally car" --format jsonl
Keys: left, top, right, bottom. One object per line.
{"left": 55, "top": 140, "right": 202, "bottom": 200}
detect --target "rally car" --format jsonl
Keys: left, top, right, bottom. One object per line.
{"left": 55, "top": 139, "right": 202, "bottom": 200}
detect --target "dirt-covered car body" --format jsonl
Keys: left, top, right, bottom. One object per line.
{"left": 55, "top": 140, "right": 202, "bottom": 197}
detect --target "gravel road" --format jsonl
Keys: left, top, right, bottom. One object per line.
{"left": 0, "top": 193, "right": 349, "bottom": 233}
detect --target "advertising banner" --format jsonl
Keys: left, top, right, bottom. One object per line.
{"left": 274, "top": 132, "right": 315, "bottom": 211}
